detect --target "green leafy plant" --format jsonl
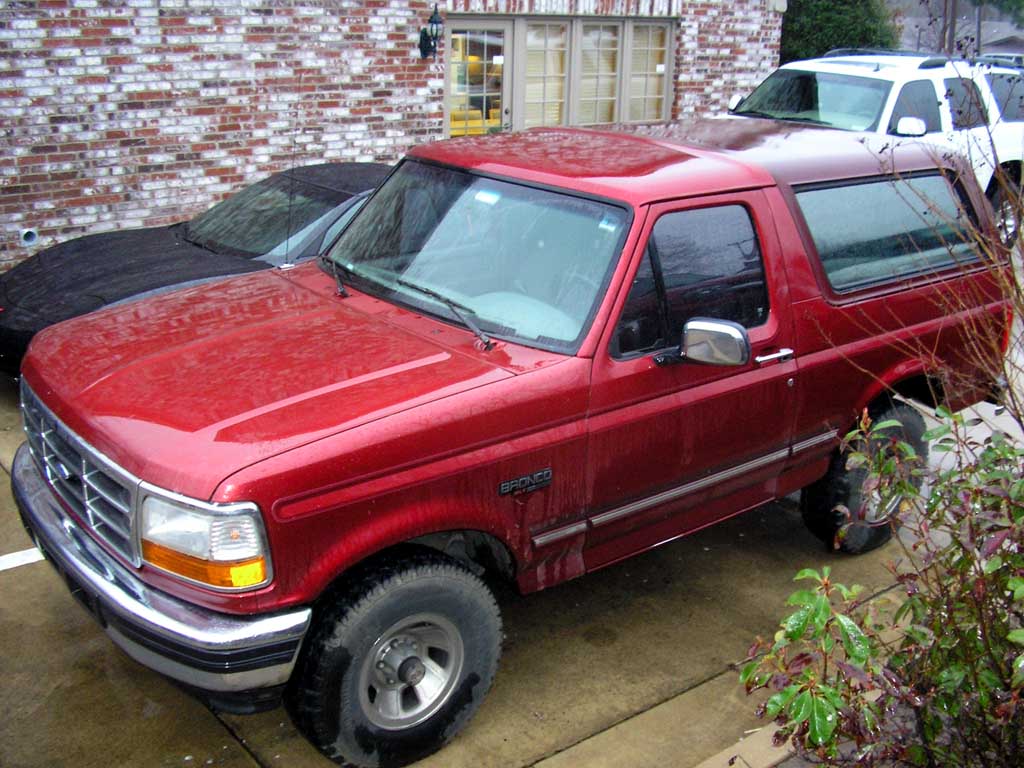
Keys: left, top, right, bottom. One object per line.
{"left": 742, "top": 409, "right": 1024, "bottom": 766}
{"left": 780, "top": 0, "right": 899, "bottom": 63}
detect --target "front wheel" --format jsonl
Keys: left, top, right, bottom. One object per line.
{"left": 801, "top": 400, "right": 927, "bottom": 554}
{"left": 289, "top": 550, "right": 502, "bottom": 768}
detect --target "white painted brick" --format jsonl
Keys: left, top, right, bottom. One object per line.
{"left": 0, "top": 0, "right": 780, "bottom": 261}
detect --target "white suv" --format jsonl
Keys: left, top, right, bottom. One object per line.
{"left": 731, "top": 51, "right": 1024, "bottom": 232}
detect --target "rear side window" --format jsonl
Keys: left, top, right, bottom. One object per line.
{"left": 986, "top": 73, "right": 1024, "bottom": 121}
{"left": 944, "top": 77, "right": 988, "bottom": 129}
{"left": 887, "top": 80, "right": 942, "bottom": 134}
{"left": 796, "top": 175, "right": 978, "bottom": 293}
{"left": 613, "top": 205, "right": 769, "bottom": 357}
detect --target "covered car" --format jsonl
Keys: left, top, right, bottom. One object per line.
{"left": 0, "top": 162, "right": 391, "bottom": 375}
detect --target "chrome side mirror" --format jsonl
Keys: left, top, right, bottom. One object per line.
{"left": 894, "top": 117, "right": 928, "bottom": 137}
{"left": 655, "top": 318, "right": 751, "bottom": 367}
{"left": 728, "top": 94, "right": 744, "bottom": 112}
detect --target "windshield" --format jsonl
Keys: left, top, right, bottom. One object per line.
{"left": 735, "top": 69, "right": 893, "bottom": 131}
{"left": 324, "top": 160, "right": 630, "bottom": 354}
{"left": 185, "top": 173, "right": 343, "bottom": 258}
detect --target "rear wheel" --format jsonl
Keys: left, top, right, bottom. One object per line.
{"left": 990, "top": 182, "right": 1020, "bottom": 245}
{"left": 289, "top": 550, "right": 502, "bottom": 768}
{"left": 801, "top": 400, "right": 927, "bottom": 554}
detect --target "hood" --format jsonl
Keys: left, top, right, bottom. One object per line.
{"left": 0, "top": 225, "right": 264, "bottom": 330}
{"left": 23, "top": 269, "right": 512, "bottom": 498}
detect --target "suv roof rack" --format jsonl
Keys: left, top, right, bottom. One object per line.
{"left": 822, "top": 47, "right": 936, "bottom": 58}
{"left": 820, "top": 48, "right": 961, "bottom": 70}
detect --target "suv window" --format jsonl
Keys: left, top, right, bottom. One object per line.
{"left": 734, "top": 69, "right": 892, "bottom": 131}
{"left": 796, "top": 174, "right": 978, "bottom": 293}
{"left": 986, "top": 72, "right": 1024, "bottom": 121}
{"left": 614, "top": 205, "right": 769, "bottom": 357}
{"left": 944, "top": 77, "right": 988, "bottom": 129}
{"left": 887, "top": 80, "right": 942, "bottom": 134}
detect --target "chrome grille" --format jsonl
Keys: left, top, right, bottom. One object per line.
{"left": 20, "top": 380, "right": 139, "bottom": 565}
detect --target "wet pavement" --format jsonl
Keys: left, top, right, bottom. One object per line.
{"left": 1, "top": 372, "right": 1014, "bottom": 768}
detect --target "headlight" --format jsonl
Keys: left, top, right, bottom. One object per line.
{"left": 140, "top": 490, "right": 270, "bottom": 590}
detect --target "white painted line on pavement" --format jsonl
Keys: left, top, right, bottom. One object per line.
{"left": 0, "top": 547, "right": 44, "bottom": 572}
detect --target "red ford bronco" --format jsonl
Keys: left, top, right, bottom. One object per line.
{"left": 13, "top": 123, "right": 1011, "bottom": 767}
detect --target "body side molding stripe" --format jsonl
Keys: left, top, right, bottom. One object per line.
{"left": 791, "top": 429, "right": 839, "bottom": 455}
{"left": 531, "top": 521, "right": 588, "bottom": 548}
{"left": 530, "top": 428, "right": 837, "bottom": 548}
{"left": 589, "top": 448, "right": 791, "bottom": 528}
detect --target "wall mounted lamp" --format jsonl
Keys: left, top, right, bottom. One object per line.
{"left": 418, "top": 5, "right": 443, "bottom": 60}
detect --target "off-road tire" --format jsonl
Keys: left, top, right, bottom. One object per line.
{"left": 801, "top": 400, "right": 927, "bottom": 554}
{"left": 990, "top": 184, "right": 1020, "bottom": 245}
{"left": 289, "top": 550, "right": 502, "bottom": 768}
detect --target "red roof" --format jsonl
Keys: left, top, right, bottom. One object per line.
{"left": 409, "top": 119, "right": 957, "bottom": 206}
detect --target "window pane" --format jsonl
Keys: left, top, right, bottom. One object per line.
{"left": 546, "top": 76, "right": 564, "bottom": 101}
{"left": 945, "top": 77, "right": 988, "bottom": 129}
{"left": 578, "top": 100, "right": 596, "bottom": 124}
{"left": 736, "top": 69, "right": 892, "bottom": 132}
{"left": 599, "top": 48, "right": 618, "bottom": 75}
{"left": 579, "top": 23, "right": 621, "bottom": 125}
{"left": 595, "top": 99, "right": 615, "bottom": 123}
{"left": 615, "top": 247, "right": 665, "bottom": 356}
{"left": 186, "top": 175, "right": 340, "bottom": 257}
{"left": 632, "top": 47, "right": 648, "bottom": 72}
{"left": 526, "top": 77, "right": 545, "bottom": 102}
{"left": 525, "top": 22, "right": 567, "bottom": 128}
{"left": 626, "top": 24, "right": 668, "bottom": 123}
{"left": 652, "top": 206, "right": 769, "bottom": 329}
{"left": 329, "top": 161, "right": 629, "bottom": 353}
{"left": 448, "top": 28, "right": 506, "bottom": 136}
{"left": 527, "top": 50, "right": 545, "bottom": 75}
{"left": 986, "top": 73, "right": 1024, "bottom": 121}
{"left": 796, "top": 175, "right": 978, "bottom": 292}
{"left": 887, "top": 80, "right": 941, "bottom": 134}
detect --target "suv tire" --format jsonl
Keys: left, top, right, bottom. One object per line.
{"left": 801, "top": 400, "right": 927, "bottom": 554}
{"left": 289, "top": 550, "right": 502, "bottom": 768}
{"left": 990, "top": 184, "right": 1020, "bottom": 245}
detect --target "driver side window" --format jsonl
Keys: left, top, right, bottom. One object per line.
{"left": 613, "top": 204, "right": 770, "bottom": 358}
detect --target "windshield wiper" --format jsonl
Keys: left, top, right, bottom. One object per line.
{"left": 776, "top": 115, "right": 831, "bottom": 126}
{"left": 394, "top": 277, "right": 494, "bottom": 351}
{"left": 731, "top": 108, "right": 775, "bottom": 119}
{"left": 318, "top": 254, "right": 350, "bottom": 298}
{"left": 178, "top": 225, "right": 218, "bottom": 254}
{"left": 732, "top": 109, "right": 831, "bottom": 127}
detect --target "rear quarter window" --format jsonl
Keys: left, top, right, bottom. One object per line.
{"left": 986, "top": 73, "right": 1024, "bottom": 121}
{"left": 795, "top": 175, "right": 979, "bottom": 293}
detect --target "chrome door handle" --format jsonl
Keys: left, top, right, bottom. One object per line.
{"left": 754, "top": 348, "right": 794, "bottom": 365}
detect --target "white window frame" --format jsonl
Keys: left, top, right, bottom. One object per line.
{"left": 446, "top": 16, "right": 674, "bottom": 134}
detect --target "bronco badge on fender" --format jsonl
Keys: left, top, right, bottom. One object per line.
{"left": 499, "top": 468, "right": 553, "bottom": 496}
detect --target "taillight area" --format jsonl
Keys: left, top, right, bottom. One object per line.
{"left": 1001, "top": 305, "right": 1015, "bottom": 356}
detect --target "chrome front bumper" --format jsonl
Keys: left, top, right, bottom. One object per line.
{"left": 12, "top": 443, "right": 311, "bottom": 702}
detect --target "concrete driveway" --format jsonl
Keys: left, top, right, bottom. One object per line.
{"left": 0, "top": 374, "right": 916, "bottom": 768}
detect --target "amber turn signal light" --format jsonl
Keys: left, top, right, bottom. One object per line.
{"left": 142, "top": 539, "right": 267, "bottom": 589}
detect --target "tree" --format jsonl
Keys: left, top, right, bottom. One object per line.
{"left": 780, "top": 0, "right": 900, "bottom": 63}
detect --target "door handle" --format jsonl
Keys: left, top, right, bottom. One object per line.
{"left": 754, "top": 348, "right": 794, "bottom": 365}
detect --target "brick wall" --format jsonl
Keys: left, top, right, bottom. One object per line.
{"left": 0, "top": 0, "right": 781, "bottom": 268}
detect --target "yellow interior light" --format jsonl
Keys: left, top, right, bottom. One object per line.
{"left": 142, "top": 539, "right": 267, "bottom": 589}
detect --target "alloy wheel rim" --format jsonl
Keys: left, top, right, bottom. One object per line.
{"left": 358, "top": 613, "right": 465, "bottom": 731}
